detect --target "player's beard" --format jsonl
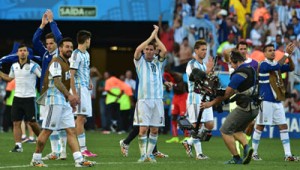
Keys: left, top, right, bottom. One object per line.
{"left": 63, "top": 50, "right": 72, "bottom": 59}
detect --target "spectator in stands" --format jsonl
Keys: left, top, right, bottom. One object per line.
{"left": 252, "top": 0, "right": 271, "bottom": 24}
{"left": 179, "top": 37, "right": 193, "bottom": 64}
{"left": 268, "top": 11, "right": 287, "bottom": 38}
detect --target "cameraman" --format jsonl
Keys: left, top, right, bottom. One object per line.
{"left": 182, "top": 40, "right": 214, "bottom": 159}
{"left": 201, "top": 50, "right": 258, "bottom": 164}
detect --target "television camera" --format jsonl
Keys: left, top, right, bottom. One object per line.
{"left": 178, "top": 68, "right": 225, "bottom": 141}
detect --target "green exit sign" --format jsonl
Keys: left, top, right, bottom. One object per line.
{"left": 59, "top": 6, "right": 96, "bottom": 17}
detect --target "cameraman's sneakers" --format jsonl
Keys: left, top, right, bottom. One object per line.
{"left": 225, "top": 157, "right": 243, "bottom": 164}
{"left": 284, "top": 155, "right": 299, "bottom": 162}
{"left": 75, "top": 160, "right": 96, "bottom": 167}
{"left": 119, "top": 139, "right": 129, "bottom": 157}
{"left": 153, "top": 151, "right": 169, "bottom": 158}
{"left": 165, "top": 137, "right": 179, "bottom": 143}
{"left": 252, "top": 153, "right": 262, "bottom": 161}
{"left": 10, "top": 145, "right": 23, "bottom": 152}
{"left": 42, "top": 152, "right": 59, "bottom": 160}
{"left": 196, "top": 154, "right": 209, "bottom": 160}
{"left": 30, "top": 160, "right": 48, "bottom": 167}
{"left": 182, "top": 140, "right": 193, "bottom": 158}
{"left": 242, "top": 146, "right": 253, "bottom": 164}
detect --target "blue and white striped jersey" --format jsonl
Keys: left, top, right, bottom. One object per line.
{"left": 45, "top": 61, "right": 70, "bottom": 106}
{"left": 186, "top": 59, "right": 208, "bottom": 104}
{"left": 134, "top": 55, "right": 166, "bottom": 99}
{"left": 69, "top": 49, "right": 90, "bottom": 88}
{"left": 259, "top": 59, "right": 291, "bottom": 103}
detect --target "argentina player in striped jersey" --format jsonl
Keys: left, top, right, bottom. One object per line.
{"left": 69, "top": 30, "right": 97, "bottom": 157}
{"left": 133, "top": 25, "right": 167, "bottom": 163}
{"left": 182, "top": 40, "right": 214, "bottom": 160}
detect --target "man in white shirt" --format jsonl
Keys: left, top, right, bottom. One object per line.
{"left": 0, "top": 44, "right": 41, "bottom": 153}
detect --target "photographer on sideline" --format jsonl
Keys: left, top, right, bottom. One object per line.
{"left": 182, "top": 40, "right": 214, "bottom": 159}
{"left": 201, "top": 50, "right": 258, "bottom": 165}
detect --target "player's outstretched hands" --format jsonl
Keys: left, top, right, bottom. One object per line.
{"left": 286, "top": 43, "right": 295, "bottom": 55}
{"left": 46, "top": 9, "right": 54, "bottom": 22}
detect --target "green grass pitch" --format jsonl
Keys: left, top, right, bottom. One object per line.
{"left": 0, "top": 131, "right": 299, "bottom": 170}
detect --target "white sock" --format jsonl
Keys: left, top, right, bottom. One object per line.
{"left": 59, "top": 130, "right": 67, "bottom": 154}
{"left": 73, "top": 151, "right": 83, "bottom": 163}
{"left": 50, "top": 131, "right": 60, "bottom": 154}
{"left": 33, "top": 153, "right": 42, "bottom": 161}
{"left": 138, "top": 135, "right": 147, "bottom": 156}
{"left": 280, "top": 129, "right": 292, "bottom": 156}
{"left": 147, "top": 134, "right": 158, "bottom": 156}
{"left": 29, "top": 136, "right": 34, "bottom": 140}
{"left": 21, "top": 134, "right": 26, "bottom": 139}
{"left": 192, "top": 137, "right": 202, "bottom": 156}
{"left": 77, "top": 133, "right": 87, "bottom": 152}
{"left": 252, "top": 129, "right": 262, "bottom": 154}
{"left": 16, "top": 142, "right": 22, "bottom": 148}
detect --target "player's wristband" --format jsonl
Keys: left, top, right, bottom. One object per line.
{"left": 284, "top": 52, "right": 289, "bottom": 57}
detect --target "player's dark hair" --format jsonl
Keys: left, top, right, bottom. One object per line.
{"left": 45, "top": 33, "right": 55, "bottom": 40}
{"left": 59, "top": 37, "right": 73, "bottom": 47}
{"left": 77, "top": 30, "right": 92, "bottom": 44}
{"left": 263, "top": 44, "right": 274, "bottom": 52}
{"left": 194, "top": 40, "right": 207, "bottom": 50}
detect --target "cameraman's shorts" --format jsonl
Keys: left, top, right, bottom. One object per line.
{"left": 220, "top": 107, "right": 258, "bottom": 135}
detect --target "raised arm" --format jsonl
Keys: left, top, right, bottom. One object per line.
{"left": 32, "top": 12, "right": 48, "bottom": 57}
{"left": 47, "top": 9, "right": 63, "bottom": 43}
{"left": 154, "top": 25, "right": 167, "bottom": 60}
{"left": 278, "top": 43, "right": 295, "bottom": 71}
{"left": 134, "top": 25, "right": 159, "bottom": 60}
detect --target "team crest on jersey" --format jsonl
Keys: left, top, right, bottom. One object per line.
{"left": 65, "top": 71, "right": 71, "bottom": 80}
{"left": 51, "top": 123, "right": 56, "bottom": 127}
{"left": 25, "top": 65, "right": 30, "bottom": 70}
{"left": 82, "top": 107, "right": 86, "bottom": 112}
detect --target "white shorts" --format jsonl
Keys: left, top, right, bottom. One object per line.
{"left": 133, "top": 99, "right": 165, "bottom": 127}
{"left": 73, "top": 87, "right": 92, "bottom": 117}
{"left": 42, "top": 104, "right": 75, "bottom": 131}
{"left": 187, "top": 104, "right": 214, "bottom": 123}
{"left": 39, "top": 105, "right": 46, "bottom": 121}
{"left": 256, "top": 101, "right": 287, "bottom": 125}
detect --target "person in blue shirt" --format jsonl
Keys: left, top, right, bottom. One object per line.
{"left": 251, "top": 43, "right": 298, "bottom": 162}
{"left": 201, "top": 50, "right": 259, "bottom": 165}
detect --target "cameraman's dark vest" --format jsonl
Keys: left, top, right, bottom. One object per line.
{"left": 230, "top": 66, "right": 255, "bottom": 92}
{"left": 41, "top": 56, "right": 70, "bottom": 95}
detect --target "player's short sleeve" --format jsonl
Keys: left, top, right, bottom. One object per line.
{"left": 49, "top": 62, "right": 62, "bottom": 78}
{"left": 186, "top": 63, "right": 192, "bottom": 77}
{"left": 69, "top": 51, "right": 81, "bottom": 69}
{"left": 31, "top": 63, "right": 41, "bottom": 78}
{"left": 8, "top": 65, "right": 15, "bottom": 78}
